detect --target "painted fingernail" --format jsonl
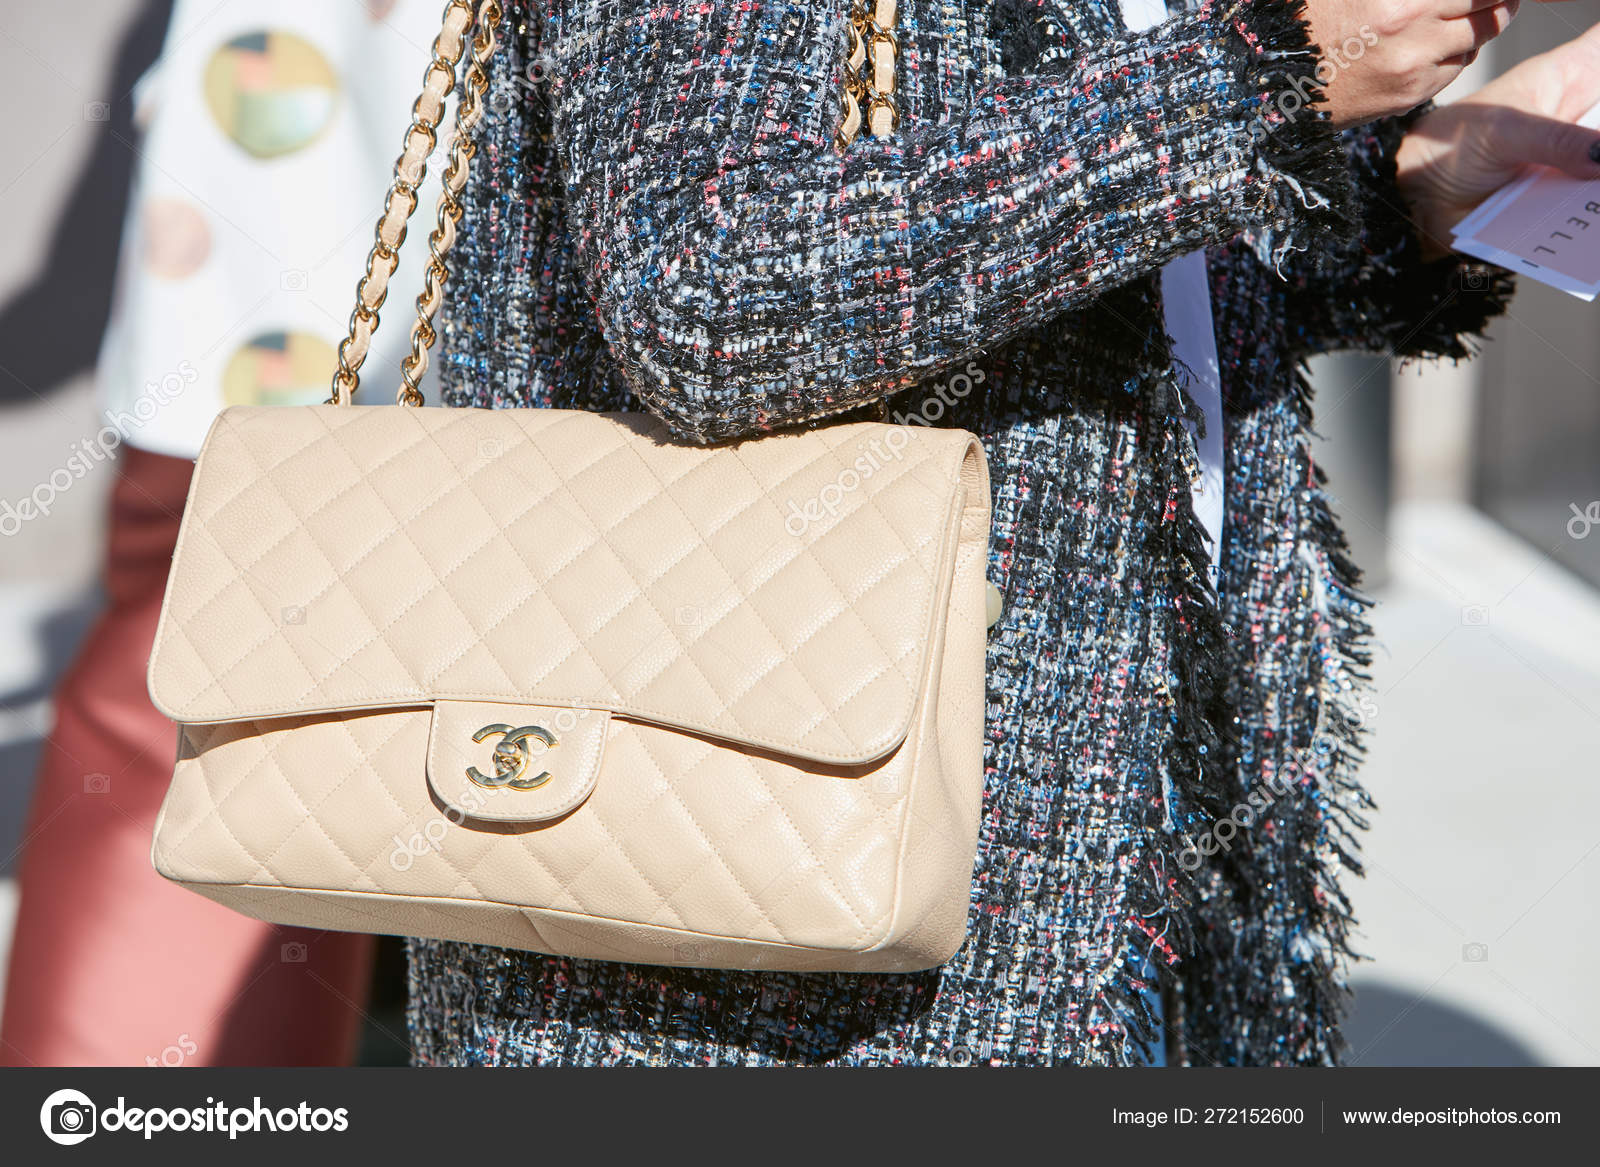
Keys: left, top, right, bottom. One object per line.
{"left": 1590, "top": 140, "right": 1600, "bottom": 164}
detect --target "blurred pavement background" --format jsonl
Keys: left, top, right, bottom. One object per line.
{"left": 1, "top": 0, "right": 1597, "bottom": 1065}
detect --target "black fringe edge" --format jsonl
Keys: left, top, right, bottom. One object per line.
{"left": 1221, "top": 0, "right": 1360, "bottom": 269}
{"left": 1155, "top": 363, "right": 1378, "bottom": 1067}
{"left": 1272, "top": 363, "right": 1380, "bottom": 1062}
{"left": 1096, "top": 351, "right": 1380, "bottom": 1067}
{"left": 1367, "top": 112, "right": 1518, "bottom": 361}
{"left": 1085, "top": 0, "right": 1370, "bottom": 1062}
{"left": 1088, "top": 1, "right": 1383, "bottom": 1068}
{"left": 988, "top": 0, "right": 1379, "bottom": 1066}
{"left": 1395, "top": 261, "right": 1516, "bottom": 363}
{"left": 1288, "top": 368, "right": 1380, "bottom": 1061}
{"left": 1140, "top": 374, "right": 1241, "bottom": 1066}
{"left": 1089, "top": 339, "right": 1242, "bottom": 1066}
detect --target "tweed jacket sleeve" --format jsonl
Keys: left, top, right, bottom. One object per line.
{"left": 1281, "top": 112, "right": 1515, "bottom": 359}
{"left": 545, "top": 0, "right": 1351, "bottom": 440}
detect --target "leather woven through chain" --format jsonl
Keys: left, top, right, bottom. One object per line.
{"left": 336, "top": 0, "right": 892, "bottom": 397}
{"left": 836, "top": 0, "right": 899, "bottom": 150}
{"left": 329, "top": 0, "right": 504, "bottom": 407}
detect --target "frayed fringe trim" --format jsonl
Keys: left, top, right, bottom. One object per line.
{"left": 1092, "top": 357, "right": 1241, "bottom": 1067}
{"left": 1262, "top": 365, "right": 1379, "bottom": 1062}
{"left": 1222, "top": 0, "right": 1359, "bottom": 271}
{"left": 1392, "top": 262, "right": 1515, "bottom": 363}
{"left": 1050, "top": 0, "right": 1372, "bottom": 1061}
{"left": 1365, "top": 116, "right": 1518, "bottom": 360}
{"left": 1100, "top": 363, "right": 1381, "bottom": 1067}
{"left": 1317, "top": 109, "right": 1516, "bottom": 362}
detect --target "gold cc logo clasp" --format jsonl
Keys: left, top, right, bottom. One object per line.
{"left": 467, "top": 723, "right": 557, "bottom": 790}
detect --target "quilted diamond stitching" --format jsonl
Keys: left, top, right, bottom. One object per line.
{"left": 163, "top": 705, "right": 910, "bottom": 949}
{"left": 151, "top": 408, "right": 989, "bottom": 964}
{"left": 166, "top": 415, "right": 445, "bottom": 705}
{"left": 153, "top": 408, "right": 967, "bottom": 763}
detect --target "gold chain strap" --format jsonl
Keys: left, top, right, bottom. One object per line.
{"left": 336, "top": 0, "right": 889, "bottom": 400}
{"left": 835, "top": 0, "right": 899, "bottom": 151}
{"left": 330, "top": 0, "right": 505, "bottom": 406}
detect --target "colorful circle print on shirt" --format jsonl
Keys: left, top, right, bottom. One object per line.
{"left": 222, "top": 331, "right": 338, "bottom": 407}
{"left": 203, "top": 30, "right": 339, "bottom": 159}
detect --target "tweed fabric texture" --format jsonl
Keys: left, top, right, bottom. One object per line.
{"left": 405, "top": 0, "right": 1509, "bottom": 1065}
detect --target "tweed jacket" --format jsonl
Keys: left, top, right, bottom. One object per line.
{"left": 405, "top": 0, "right": 1510, "bottom": 1066}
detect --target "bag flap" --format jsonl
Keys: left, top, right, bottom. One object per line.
{"left": 149, "top": 406, "right": 986, "bottom": 766}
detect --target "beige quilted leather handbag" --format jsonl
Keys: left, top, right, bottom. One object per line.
{"left": 148, "top": 0, "right": 991, "bottom": 972}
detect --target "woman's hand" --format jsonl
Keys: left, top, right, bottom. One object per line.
{"left": 1395, "top": 22, "right": 1600, "bottom": 258}
{"left": 1305, "top": 0, "right": 1525, "bottom": 127}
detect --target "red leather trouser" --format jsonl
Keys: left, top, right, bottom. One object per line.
{"left": 1, "top": 448, "right": 375, "bottom": 1066}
